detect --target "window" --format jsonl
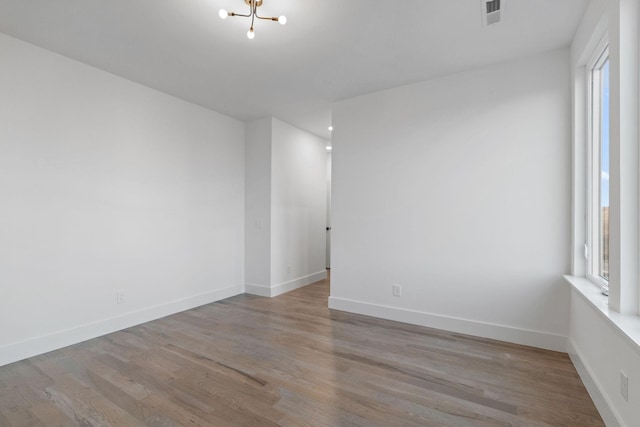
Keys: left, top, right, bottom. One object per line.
{"left": 587, "top": 45, "right": 609, "bottom": 291}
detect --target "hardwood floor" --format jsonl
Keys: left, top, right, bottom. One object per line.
{"left": 0, "top": 276, "right": 604, "bottom": 426}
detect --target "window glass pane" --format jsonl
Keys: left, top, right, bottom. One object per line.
{"left": 600, "top": 59, "right": 609, "bottom": 280}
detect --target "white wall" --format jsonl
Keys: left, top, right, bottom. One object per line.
{"left": 245, "top": 118, "right": 272, "bottom": 289}
{"left": 568, "top": 1, "right": 640, "bottom": 426}
{"left": 569, "top": 286, "right": 640, "bottom": 427}
{"left": 330, "top": 49, "right": 572, "bottom": 351}
{"left": 270, "top": 119, "right": 327, "bottom": 292}
{"left": 0, "top": 33, "right": 245, "bottom": 367}
{"left": 326, "top": 151, "right": 332, "bottom": 268}
{"left": 245, "top": 118, "right": 328, "bottom": 297}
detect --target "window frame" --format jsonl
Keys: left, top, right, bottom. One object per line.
{"left": 585, "top": 37, "right": 609, "bottom": 292}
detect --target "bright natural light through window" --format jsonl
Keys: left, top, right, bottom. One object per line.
{"left": 588, "top": 47, "right": 609, "bottom": 289}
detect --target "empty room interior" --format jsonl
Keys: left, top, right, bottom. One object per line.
{"left": 1, "top": 0, "right": 640, "bottom": 426}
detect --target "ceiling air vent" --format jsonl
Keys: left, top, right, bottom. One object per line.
{"left": 482, "top": 0, "right": 502, "bottom": 27}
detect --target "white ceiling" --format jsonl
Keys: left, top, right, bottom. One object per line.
{"left": 0, "top": 0, "right": 588, "bottom": 140}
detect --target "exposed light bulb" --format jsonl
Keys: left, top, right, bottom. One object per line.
{"left": 247, "top": 28, "right": 255, "bottom": 39}
{"left": 326, "top": 146, "right": 332, "bottom": 151}
{"left": 328, "top": 126, "right": 333, "bottom": 131}
{"left": 278, "top": 15, "right": 287, "bottom": 25}
{"left": 218, "top": 9, "right": 228, "bottom": 19}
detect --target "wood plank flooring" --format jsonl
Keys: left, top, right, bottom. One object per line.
{"left": 0, "top": 276, "right": 604, "bottom": 426}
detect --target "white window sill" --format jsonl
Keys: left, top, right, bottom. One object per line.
{"left": 564, "top": 275, "right": 640, "bottom": 354}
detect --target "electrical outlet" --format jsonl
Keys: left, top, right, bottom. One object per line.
{"left": 392, "top": 284, "right": 401, "bottom": 297}
{"left": 620, "top": 371, "right": 629, "bottom": 401}
{"left": 116, "top": 292, "right": 125, "bottom": 305}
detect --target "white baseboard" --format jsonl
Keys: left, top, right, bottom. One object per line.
{"left": 0, "top": 284, "right": 244, "bottom": 368}
{"left": 271, "top": 270, "right": 327, "bottom": 297}
{"left": 328, "top": 296, "right": 567, "bottom": 352}
{"left": 245, "top": 270, "right": 327, "bottom": 298}
{"left": 568, "top": 340, "right": 623, "bottom": 427}
{"left": 244, "top": 282, "right": 271, "bottom": 297}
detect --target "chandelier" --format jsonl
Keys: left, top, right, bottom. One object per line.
{"left": 219, "top": 0, "right": 287, "bottom": 40}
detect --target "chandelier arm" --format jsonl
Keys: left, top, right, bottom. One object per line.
{"left": 229, "top": 11, "right": 252, "bottom": 17}
{"left": 255, "top": 14, "right": 279, "bottom": 21}
{"left": 250, "top": 1, "right": 256, "bottom": 28}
